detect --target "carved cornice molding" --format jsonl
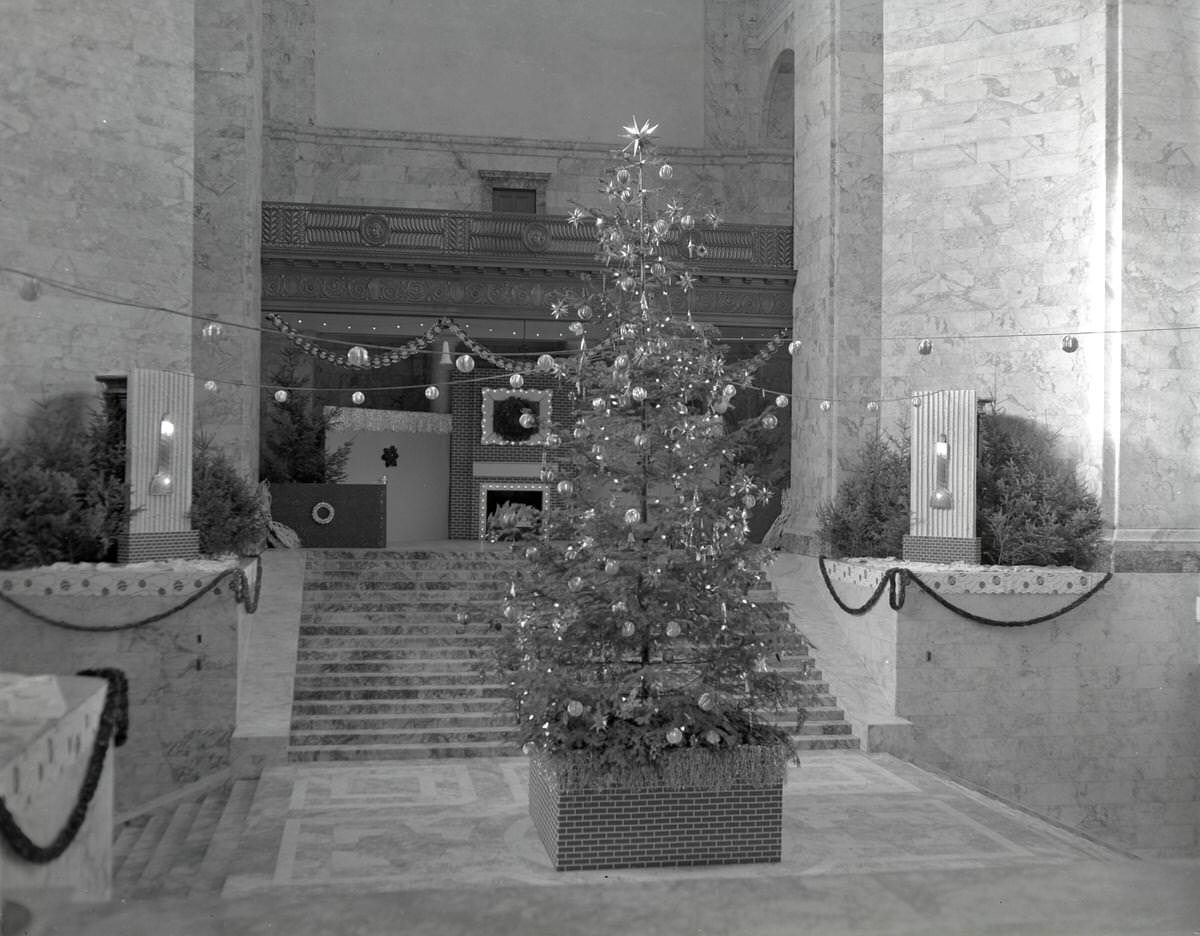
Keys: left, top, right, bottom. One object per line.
{"left": 261, "top": 268, "right": 792, "bottom": 323}
{"left": 263, "top": 202, "right": 794, "bottom": 271}
{"left": 261, "top": 202, "right": 795, "bottom": 324}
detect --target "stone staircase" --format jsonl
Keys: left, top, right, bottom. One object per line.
{"left": 289, "top": 548, "right": 857, "bottom": 760}
{"left": 751, "top": 592, "right": 861, "bottom": 751}
{"left": 288, "top": 549, "right": 520, "bottom": 761}
{"left": 111, "top": 775, "right": 257, "bottom": 900}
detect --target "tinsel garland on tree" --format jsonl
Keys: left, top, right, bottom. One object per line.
{"left": 489, "top": 120, "right": 801, "bottom": 775}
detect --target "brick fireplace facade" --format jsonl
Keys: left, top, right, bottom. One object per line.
{"left": 448, "top": 368, "right": 573, "bottom": 539}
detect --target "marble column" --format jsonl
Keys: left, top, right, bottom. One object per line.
{"left": 193, "top": 0, "right": 264, "bottom": 477}
{"left": 1107, "top": 0, "right": 1200, "bottom": 570}
{"left": 788, "top": 0, "right": 884, "bottom": 551}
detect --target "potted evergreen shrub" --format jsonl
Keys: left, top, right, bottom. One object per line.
{"left": 817, "top": 411, "right": 1103, "bottom": 568}
{"left": 490, "top": 123, "right": 802, "bottom": 871}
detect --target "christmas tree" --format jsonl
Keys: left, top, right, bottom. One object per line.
{"left": 492, "top": 120, "right": 800, "bottom": 780}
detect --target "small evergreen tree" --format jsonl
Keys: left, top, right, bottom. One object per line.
{"left": 261, "top": 344, "right": 352, "bottom": 483}
{"left": 977, "top": 410, "right": 1103, "bottom": 568}
{"left": 490, "top": 122, "right": 800, "bottom": 775}
{"left": 0, "top": 396, "right": 131, "bottom": 568}
{"left": 817, "top": 431, "right": 910, "bottom": 558}
{"left": 191, "top": 434, "right": 269, "bottom": 556}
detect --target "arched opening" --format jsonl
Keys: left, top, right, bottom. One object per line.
{"left": 763, "top": 49, "right": 794, "bottom": 147}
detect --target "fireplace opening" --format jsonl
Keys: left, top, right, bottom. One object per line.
{"left": 480, "top": 484, "right": 547, "bottom": 539}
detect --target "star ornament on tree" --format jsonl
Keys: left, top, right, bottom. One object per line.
{"left": 621, "top": 116, "right": 658, "bottom": 157}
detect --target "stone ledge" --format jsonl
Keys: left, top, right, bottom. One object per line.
{"left": 823, "top": 557, "right": 1105, "bottom": 596}
{"left": 0, "top": 557, "right": 252, "bottom": 600}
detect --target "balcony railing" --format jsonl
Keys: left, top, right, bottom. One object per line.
{"left": 262, "top": 202, "right": 794, "bottom": 275}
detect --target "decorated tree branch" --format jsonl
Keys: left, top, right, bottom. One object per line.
{"left": 490, "top": 120, "right": 801, "bottom": 781}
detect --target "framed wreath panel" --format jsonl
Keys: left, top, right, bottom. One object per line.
{"left": 481, "top": 388, "right": 552, "bottom": 445}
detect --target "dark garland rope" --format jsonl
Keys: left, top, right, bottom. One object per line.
{"left": 905, "top": 569, "right": 1113, "bottom": 627}
{"left": 0, "top": 556, "right": 262, "bottom": 631}
{"left": 817, "top": 556, "right": 907, "bottom": 614}
{"left": 0, "top": 668, "right": 129, "bottom": 864}
{"left": 817, "top": 556, "right": 1113, "bottom": 627}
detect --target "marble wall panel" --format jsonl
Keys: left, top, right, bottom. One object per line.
{"left": 262, "top": 128, "right": 792, "bottom": 226}
{"left": 0, "top": 589, "right": 243, "bottom": 814}
{"left": 888, "top": 571, "right": 1200, "bottom": 857}
{"left": 879, "top": 0, "right": 1110, "bottom": 506}
{"left": 311, "top": 0, "right": 704, "bottom": 149}
{"left": 0, "top": 0, "right": 194, "bottom": 440}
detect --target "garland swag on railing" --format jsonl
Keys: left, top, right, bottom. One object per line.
{"left": 0, "top": 669, "right": 129, "bottom": 864}
{"left": 266, "top": 312, "right": 792, "bottom": 381}
{"left": 817, "top": 556, "right": 1113, "bottom": 627}
{"left": 0, "top": 556, "right": 262, "bottom": 632}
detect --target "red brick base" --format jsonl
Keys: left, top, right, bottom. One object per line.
{"left": 529, "top": 753, "right": 784, "bottom": 871}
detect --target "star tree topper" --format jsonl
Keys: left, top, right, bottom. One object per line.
{"left": 621, "top": 116, "right": 659, "bottom": 157}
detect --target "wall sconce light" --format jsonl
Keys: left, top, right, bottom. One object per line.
{"left": 149, "top": 415, "right": 175, "bottom": 495}
{"left": 929, "top": 432, "right": 952, "bottom": 510}
{"left": 440, "top": 340, "right": 452, "bottom": 366}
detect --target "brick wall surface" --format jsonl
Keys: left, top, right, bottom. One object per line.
{"left": 448, "top": 369, "right": 572, "bottom": 539}
{"left": 901, "top": 535, "right": 982, "bottom": 565}
{"left": 529, "top": 754, "right": 783, "bottom": 871}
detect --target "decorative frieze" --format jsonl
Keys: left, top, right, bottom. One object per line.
{"left": 262, "top": 270, "right": 791, "bottom": 322}
{"left": 264, "top": 201, "right": 793, "bottom": 267}
{"left": 261, "top": 202, "right": 794, "bottom": 324}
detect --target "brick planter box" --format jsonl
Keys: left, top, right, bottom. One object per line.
{"left": 529, "top": 747, "right": 786, "bottom": 871}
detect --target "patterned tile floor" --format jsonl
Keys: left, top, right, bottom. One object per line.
{"left": 22, "top": 547, "right": 1200, "bottom": 934}
{"left": 29, "top": 751, "right": 1200, "bottom": 935}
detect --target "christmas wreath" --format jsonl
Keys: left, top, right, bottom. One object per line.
{"left": 492, "top": 396, "right": 539, "bottom": 442}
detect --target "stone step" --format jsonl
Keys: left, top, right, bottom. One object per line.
{"left": 111, "top": 821, "right": 142, "bottom": 873}
{"left": 300, "top": 609, "right": 506, "bottom": 624}
{"left": 132, "top": 799, "right": 200, "bottom": 897}
{"left": 191, "top": 778, "right": 258, "bottom": 897}
{"left": 297, "top": 630, "right": 500, "bottom": 643}
{"left": 293, "top": 672, "right": 497, "bottom": 688}
{"left": 292, "top": 685, "right": 508, "bottom": 701}
{"left": 295, "top": 659, "right": 485, "bottom": 675}
{"left": 302, "top": 619, "right": 504, "bottom": 638}
{"left": 288, "top": 740, "right": 521, "bottom": 762}
{"left": 297, "top": 646, "right": 496, "bottom": 661}
{"left": 291, "top": 697, "right": 511, "bottom": 716}
{"left": 790, "top": 706, "right": 845, "bottom": 722}
{"left": 792, "top": 735, "right": 861, "bottom": 751}
{"left": 158, "top": 786, "right": 230, "bottom": 898}
{"left": 303, "top": 588, "right": 508, "bottom": 602}
{"left": 303, "top": 586, "right": 510, "bottom": 598}
{"left": 289, "top": 726, "right": 517, "bottom": 747}
{"left": 113, "top": 812, "right": 168, "bottom": 893}
{"left": 306, "top": 560, "right": 520, "bottom": 573}
{"left": 301, "top": 604, "right": 503, "bottom": 617}
{"left": 291, "top": 712, "right": 514, "bottom": 731}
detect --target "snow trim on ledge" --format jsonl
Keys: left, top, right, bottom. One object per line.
{"left": 325, "top": 407, "right": 453, "bottom": 434}
{"left": 0, "top": 557, "right": 248, "bottom": 598}
{"left": 823, "top": 557, "right": 1106, "bottom": 596}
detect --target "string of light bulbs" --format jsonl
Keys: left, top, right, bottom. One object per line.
{"left": 7, "top": 262, "right": 1194, "bottom": 355}
{"left": 5, "top": 261, "right": 1194, "bottom": 414}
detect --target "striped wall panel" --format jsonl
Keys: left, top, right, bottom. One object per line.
{"left": 908, "top": 389, "right": 977, "bottom": 539}
{"left": 127, "top": 368, "right": 194, "bottom": 535}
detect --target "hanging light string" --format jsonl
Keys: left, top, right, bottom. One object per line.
{"left": 6, "top": 262, "right": 1196, "bottom": 357}
{"left": 6, "top": 262, "right": 1193, "bottom": 412}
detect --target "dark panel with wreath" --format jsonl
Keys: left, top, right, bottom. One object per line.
{"left": 269, "top": 484, "right": 386, "bottom": 548}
